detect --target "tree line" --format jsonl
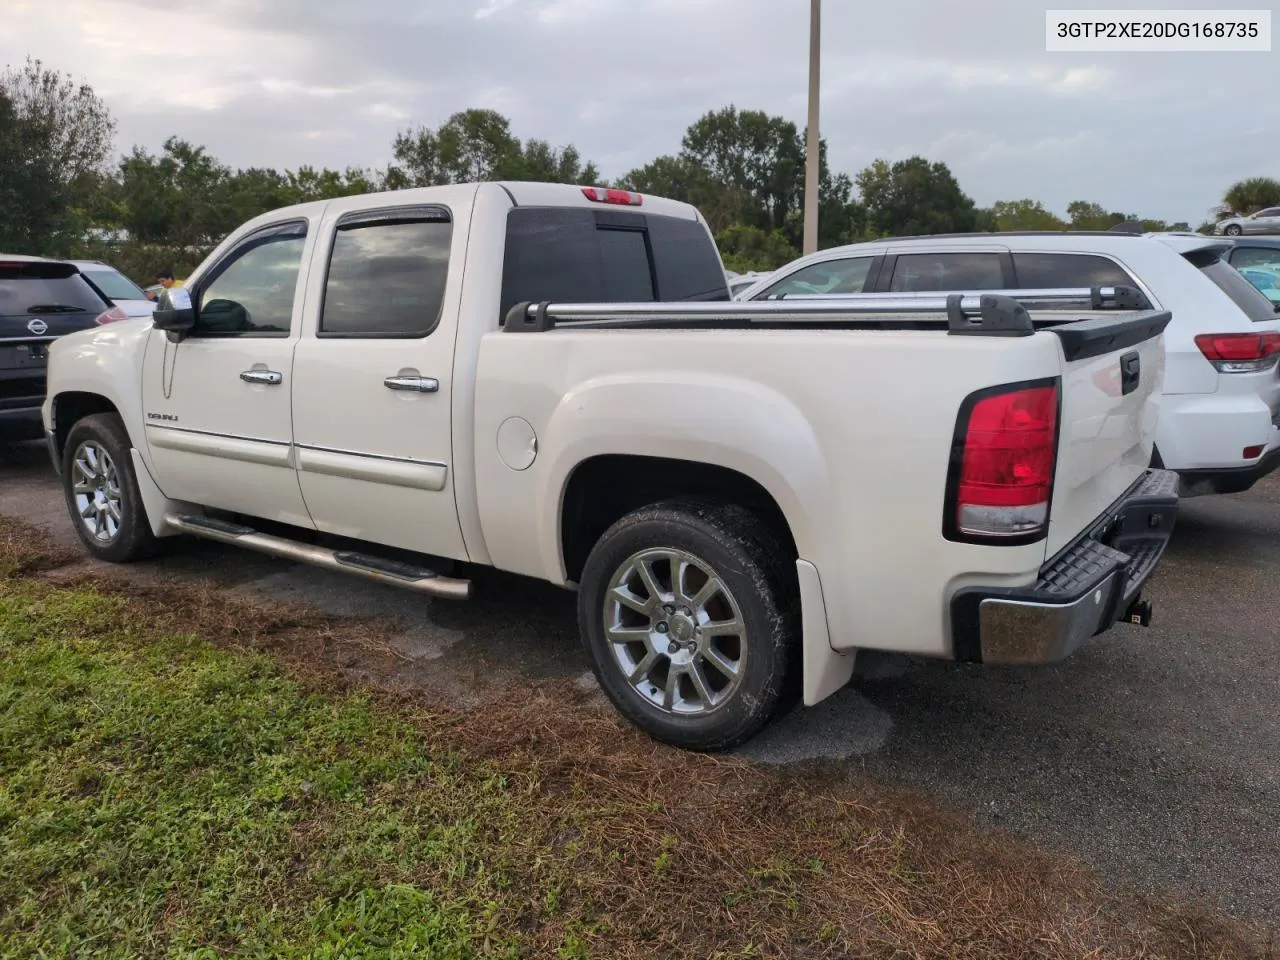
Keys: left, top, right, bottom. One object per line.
{"left": 4, "top": 57, "right": 1278, "bottom": 284}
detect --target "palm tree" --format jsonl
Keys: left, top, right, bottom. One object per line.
{"left": 1221, "top": 177, "right": 1280, "bottom": 217}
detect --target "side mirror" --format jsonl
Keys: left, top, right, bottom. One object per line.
{"left": 152, "top": 287, "right": 196, "bottom": 338}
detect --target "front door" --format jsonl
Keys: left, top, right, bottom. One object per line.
{"left": 140, "top": 220, "right": 315, "bottom": 528}
{"left": 289, "top": 198, "right": 468, "bottom": 561}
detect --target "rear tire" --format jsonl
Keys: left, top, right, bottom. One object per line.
{"left": 61, "top": 413, "right": 158, "bottom": 563}
{"left": 577, "top": 498, "right": 799, "bottom": 751}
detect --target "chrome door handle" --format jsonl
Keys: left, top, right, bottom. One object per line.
{"left": 384, "top": 376, "right": 439, "bottom": 393}
{"left": 240, "top": 369, "right": 283, "bottom": 385}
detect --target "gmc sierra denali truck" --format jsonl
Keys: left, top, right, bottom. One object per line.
{"left": 41, "top": 181, "right": 1179, "bottom": 750}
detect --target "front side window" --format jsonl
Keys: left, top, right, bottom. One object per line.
{"left": 888, "top": 252, "right": 1004, "bottom": 292}
{"left": 1013, "top": 253, "right": 1137, "bottom": 290}
{"left": 1255, "top": 208, "right": 1280, "bottom": 219}
{"left": 195, "top": 225, "right": 307, "bottom": 337}
{"left": 320, "top": 212, "right": 453, "bottom": 338}
{"left": 757, "top": 257, "right": 874, "bottom": 298}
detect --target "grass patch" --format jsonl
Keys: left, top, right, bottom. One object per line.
{"left": 0, "top": 518, "right": 1276, "bottom": 959}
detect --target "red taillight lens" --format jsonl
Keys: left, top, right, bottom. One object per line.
{"left": 581, "top": 186, "right": 643, "bottom": 206}
{"left": 93, "top": 306, "right": 129, "bottom": 325}
{"left": 951, "top": 383, "right": 1059, "bottom": 540}
{"left": 1194, "top": 332, "right": 1280, "bottom": 373}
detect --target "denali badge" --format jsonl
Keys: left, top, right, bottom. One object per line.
{"left": 27, "top": 318, "right": 48, "bottom": 335}
{"left": 147, "top": 412, "right": 179, "bottom": 422}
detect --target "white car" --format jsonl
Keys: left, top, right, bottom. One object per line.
{"left": 70, "top": 260, "right": 157, "bottom": 318}
{"left": 41, "top": 182, "right": 1177, "bottom": 750}
{"left": 738, "top": 232, "right": 1280, "bottom": 497}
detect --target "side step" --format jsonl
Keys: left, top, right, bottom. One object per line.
{"left": 166, "top": 515, "right": 471, "bottom": 600}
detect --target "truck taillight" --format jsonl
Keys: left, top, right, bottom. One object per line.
{"left": 581, "top": 186, "right": 643, "bottom": 206}
{"left": 94, "top": 306, "right": 129, "bottom": 325}
{"left": 946, "top": 381, "right": 1060, "bottom": 542}
{"left": 1194, "top": 332, "right": 1280, "bottom": 373}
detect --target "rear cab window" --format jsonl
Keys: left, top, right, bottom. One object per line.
{"left": 500, "top": 207, "right": 727, "bottom": 322}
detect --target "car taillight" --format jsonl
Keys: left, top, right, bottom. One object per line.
{"left": 93, "top": 306, "right": 129, "bottom": 325}
{"left": 947, "top": 382, "right": 1060, "bottom": 542}
{"left": 581, "top": 186, "right": 643, "bottom": 206}
{"left": 1194, "top": 332, "right": 1280, "bottom": 373}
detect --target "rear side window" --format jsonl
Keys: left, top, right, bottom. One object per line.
{"left": 757, "top": 257, "right": 875, "bottom": 298}
{"left": 1199, "top": 258, "right": 1278, "bottom": 322}
{"left": 0, "top": 262, "right": 105, "bottom": 316}
{"left": 1013, "top": 253, "right": 1136, "bottom": 290}
{"left": 321, "top": 208, "right": 453, "bottom": 339}
{"left": 500, "top": 207, "right": 728, "bottom": 322}
{"left": 888, "top": 253, "right": 1004, "bottom": 292}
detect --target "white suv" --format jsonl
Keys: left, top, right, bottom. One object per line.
{"left": 737, "top": 232, "right": 1280, "bottom": 496}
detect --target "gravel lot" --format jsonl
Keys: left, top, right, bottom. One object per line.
{"left": 3, "top": 438, "right": 1277, "bottom": 930}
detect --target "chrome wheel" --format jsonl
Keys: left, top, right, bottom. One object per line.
{"left": 603, "top": 547, "right": 747, "bottom": 716}
{"left": 71, "top": 441, "right": 123, "bottom": 543}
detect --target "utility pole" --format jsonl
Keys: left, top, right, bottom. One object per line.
{"left": 803, "top": 0, "right": 821, "bottom": 255}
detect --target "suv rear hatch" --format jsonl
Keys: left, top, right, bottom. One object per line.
{"left": 0, "top": 260, "right": 112, "bottom": 416}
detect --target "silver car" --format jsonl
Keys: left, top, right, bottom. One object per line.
{"left": 69, "top": 260, "right": 157, "bottom": 318}
{"left": 1214, "top": 207, "right": 1280, "bottom": 237}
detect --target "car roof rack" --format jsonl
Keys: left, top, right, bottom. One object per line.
{"left": 503, "top": 286, "right": 1152, "bottom": 337}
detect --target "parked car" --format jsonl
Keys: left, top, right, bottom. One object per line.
{"left": 0, "top": 255, "right": 128, "bottom": 442}
{"left": 1215, "top": 207, "right": 1280, "bottom": 237}
{"left": 1221, "top": 236, "right": 1280, "bottom": 305}
{"left": 727, "top": 271, "right": 772, "bottom": 299}
{"left": 738, "top": 232, "right": 1280, "bottom": 497}
{"left": 41, "top": 182, "right": 1177, "bottom": 750}
{"left": 70, "top": 260, "right": 157, "bottom": 318}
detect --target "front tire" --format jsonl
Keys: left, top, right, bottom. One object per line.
{"left": 61, "top": 413, "right": 158, "bottom": 563}
{"left": 1225, "top": 224, "right": 1243, "bottom": 236}
{"left": 577, "top": 499, "right": 799, "bottom": 751}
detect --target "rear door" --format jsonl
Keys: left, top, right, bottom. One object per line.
{"left": 873, "top": 246, "right": 1013, "bottom": 292}
{"left": 288, "top": 190, "right": 472, "bottom": 562}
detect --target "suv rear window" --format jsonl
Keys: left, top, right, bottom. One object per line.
{"left": 0, "top": 262, "right": 106, "bottom": 317}
{"left": 500, "top": 207, "right": 727, "bottom": 322}
{"left": 1199, "top": 258, "right": 1277, "bottom": 323}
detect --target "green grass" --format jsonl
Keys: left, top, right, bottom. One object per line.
{"left": 0, "top": 585, "right": 527, "bottom": 959}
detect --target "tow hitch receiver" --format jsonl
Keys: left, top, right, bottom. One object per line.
{"left": 1123, "top": 596, "right": 1154, "bottom": 627}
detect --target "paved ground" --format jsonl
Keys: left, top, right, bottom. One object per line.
{"left": 3, "top": 439, "right": 1277, "bottom": 929}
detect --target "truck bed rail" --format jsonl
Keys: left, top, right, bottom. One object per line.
{"left": 503, "top": 287, "right": 1169, "bottom": 344}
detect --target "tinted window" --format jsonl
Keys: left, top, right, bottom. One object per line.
{"left": 596, "top": 228, "right": 654, "bottom": 301}
{"left": 1257, "top": 208, "right": 1280, "bottom": 218}
{"left": 1013, "top": 253, "right": 1136, "bottom": 290}
{"left": 0, "top": 264, "right": 105, "bottom": 317}
{"left": 888, "top": 253, "right": 1004, "bottom": 292}
{"left": 81, "top": 268, "right": 146, "bottom": 302}
{"left": 500, "top": 208, "right": 727, "bottom": 323}
{"left": 1200, "top": 259, "right": 1278, "bottom": 322}
{"left": 321, "top": 214, "right": 453, "bottom": 338}
{"left": 196, "top": 226, "right": 306, "bottom": 337}
{"left": 1231, "top": 247, "right": 1280, "bottom": 270}
{"left": 758, "top": 257, "right": 874, "bottom": 298}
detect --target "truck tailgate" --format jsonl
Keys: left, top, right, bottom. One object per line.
{"left": 1044, "top": 312, "right": 1169, "bottom": 558}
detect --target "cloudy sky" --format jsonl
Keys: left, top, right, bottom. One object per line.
{"left": 4, "top": 0, "right": 1274, "bottom": 224}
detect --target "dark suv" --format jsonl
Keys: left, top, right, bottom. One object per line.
{"left": 1, "top": 256, "right": 125, "bottom": 442}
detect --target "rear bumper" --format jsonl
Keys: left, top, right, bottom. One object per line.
{"left": 950, "top": 469, "right": 1179, "bottom": 664}
{"left": 1176, "top": 442, "right": 1280, "bottom": 496}
{"left": 0, "top": 406, "right": 43, "bottom": 440}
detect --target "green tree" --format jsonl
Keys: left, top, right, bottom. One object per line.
{"left": 387, "top": 108, "right": 598, "bottom": 188}
{"left": 715, "top": 223, "right": 799, "bottom": 273}
{"left": 1064, "top": 200, "right": 1130, "bottom": 230}
{"left": 990, "top": 199, "right": 1066, "bottom": 231}
{"left": 1221, "top": 177, "right": 1280, "bottom": 216}
{"left": 119, "top": 137, "right": 233, "bottom": 248}
{"left": 856, "top": 157, "right": 983, "bottom": 236}
{"left": 0, "top": 57, "right": 115, "bottom": 253}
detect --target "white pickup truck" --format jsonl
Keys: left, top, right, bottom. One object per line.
{"left": 41, "top": 181, "right": 1179, "bottom": 750}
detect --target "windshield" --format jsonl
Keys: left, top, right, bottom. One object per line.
{"left": 82, "top": 268, "right": 147, "bottom": 302}
{"left": 1200, "top": 259, "right": 1278, "bottom": 323}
